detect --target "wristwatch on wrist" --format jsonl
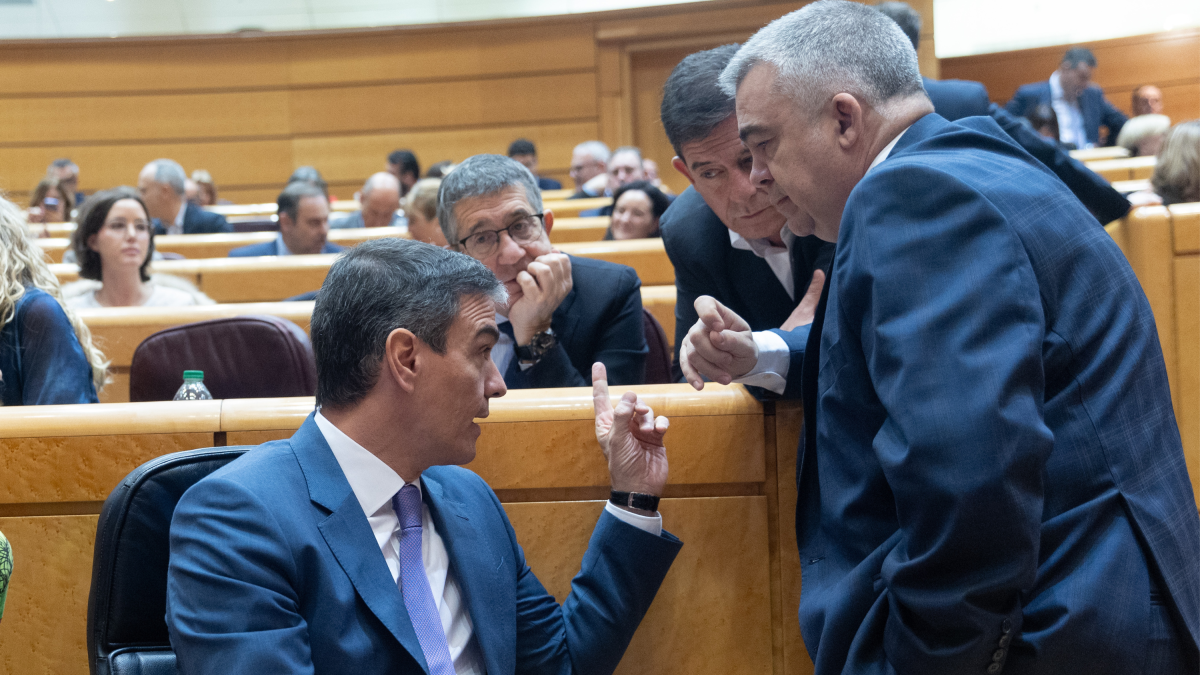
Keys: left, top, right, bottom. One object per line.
{"left": 515, "top": 328, "right": 556, "bottom": 365}
{"left": 610, "top": 490, "right": 661, "bottom": 513}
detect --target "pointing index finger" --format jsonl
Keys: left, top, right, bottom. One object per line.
{"left": 591, "top": 362, "right": 611, "bottom": 415}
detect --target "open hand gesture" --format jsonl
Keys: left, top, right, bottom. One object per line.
{"left": 592, "top": 362, "right": 669, "bottom": 498}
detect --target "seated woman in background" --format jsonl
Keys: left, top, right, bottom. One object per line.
{"left": 64, "top": 187, "right": 214, "bottom": 309}
{"left": 1116, "top": 114, "right": 1171, "bottom": 157}
{"left": 1130, "top": 120, "right": 1200, "bottom": 207}
{"left": 1025, "top": 103, "right": 1060, "bottom": 143}
{"left": 403, "top": 177, "right": 447, "bottom": 246}
{"left": 605, "top": 180, "right": 670, "bottom": 241}
{"left": 26, "top": 177, "right": 73, "bottom": 228}
{"left": 0, "top": 196, "right": 106, "bottom": 405}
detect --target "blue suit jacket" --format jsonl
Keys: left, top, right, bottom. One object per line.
{"left": 504, "top": 255, "right": 647, "bottom": 389}
{"left": 922, "top": 76, "right": 989, "bottom": 121}
{"left": 167, "top": 415, "right": 682, "bottom": 674}
{"left": 660, "top": 186, "right": 833, "bottom": 384}
{"left": 1005, "top": 81, "right": 1128, "bottom": 147}
{"left": 153, "top": 202, "right": 233, "bottom": 236}
{"left": 776, "top": 113, "right": 1199, "bottom": 674}
{"left": 0, "top": 288, "right": 97, "bottom": 406}
{"left": 537, "top": 177, "right": 563, "bottom": 191}
{"left": 228, "top": 239, "right": 345, "bottom": 257}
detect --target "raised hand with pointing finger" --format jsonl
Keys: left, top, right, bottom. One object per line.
{"left": 592, "top": 362, "right": 668, "bottom": 513}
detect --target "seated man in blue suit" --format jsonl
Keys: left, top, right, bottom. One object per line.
{"left": 138, "top": 159, "right": 231, "bottom": 236}
{"left": 1006, "top": 47, "right": 1128, "bottom": 149}
{"left": 439, "top": 154, "right": 647, "bottom": 389}
{"left": 167, "top": 238, "right": 681, "bottom": 674}
{"left": 229, "top": 182, "right": 345, "bottom": 257}
{"left": 875, "top": 1, "right": 1130, "bottom": 224}
{"left": 685, "top": 2, "right": 1200, "bottom": 673}
{"left": 507, "top": 138, "right": 563, "bottom": 191}
{"left": 658, "top": 44, "right": 832, "bottom": 385}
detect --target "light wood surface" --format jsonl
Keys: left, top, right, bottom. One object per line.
{"left": 1085, "top": 156, "right": 1157, "bottom": 183}
{"left": 0, "top": 385, "right": 808, "bottom": 675}
{"left": 1069, "top": 147, "right": 1130, "bottom": 162}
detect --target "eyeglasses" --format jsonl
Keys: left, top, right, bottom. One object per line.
{"left": 457, "top": 213, "right": 544, "bottom": 259}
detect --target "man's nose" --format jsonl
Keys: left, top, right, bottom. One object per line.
{"left": 486, "top": 358, "right": 507, "bottom": 399}
{"left": 749, "top": 157, "right": 773, "bottom": 189}
{"left": 495, "top": 230, "right": 525, "bottom": 265}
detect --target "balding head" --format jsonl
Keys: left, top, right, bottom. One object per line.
{"left": 360, "top": 172, "right": 402, "bottom": 229}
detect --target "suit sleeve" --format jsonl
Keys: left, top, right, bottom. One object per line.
{"left": 212, "top": 213, "right": 233, "bottom": 233}
{"left": 167, "top": 477, "right": 314, "bottom": 674}
{"left": 841, "top": 164, "right": 1052, "bottom": 673}
{"left": 16, "top": 293, "right": 98, "bottom": 405}
{"left": 1099, "top": 98, "right": 1128, "bottom": 147}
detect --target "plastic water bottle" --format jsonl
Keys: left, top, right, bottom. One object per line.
{"left": 173, "top": 370, "right": 213, "bottom": 401}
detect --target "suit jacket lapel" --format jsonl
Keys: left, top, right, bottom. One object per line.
{"left": 421, "top": 472, "right": 513, "bottom": 675}
{"left": 290, "top": 415, "right": 430, "bottom": 673}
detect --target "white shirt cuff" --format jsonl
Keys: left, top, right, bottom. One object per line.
{"left": 733, "top": 330, "right": 791, "bottom": 395}
{"left": 604, "top": 501, "right": 663, "bottom": 537}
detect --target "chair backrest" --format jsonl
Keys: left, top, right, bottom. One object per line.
{"left": 87, "top": 446, "right": 250, "bottom": 675}
{"left": 129, "top": 314, "right": 317, "bottom": 401}
{"left": 642, "top": 307, "right": 673, "bottom": 385}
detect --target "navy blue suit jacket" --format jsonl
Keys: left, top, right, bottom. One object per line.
{"left": 537, "top": 177, "right": 563, "bottom": 191}
{"left": 776, "top": 113, "right": 1199, "bottom": 674}
{"left": 153, "top": 202, "right": 233, "bottom": 236}
{"left": 922, "top": 76, "right": 989, "bottom": 120}
{"left": 228, "top": 240, "right": 345, "bottom": 257}
{"left": 504, "top": 255, "right": 646, "bottom": 389}
{"left": 1005, "top": 81, "right": 1128, "bottom": 147}
{"left": 167, "top": 415, "right": 681, "bottom": 674}
{"left": 660, "top": 187, "right": 833, "bottom": 383}
{"left": 0, "top": 288, "right": 97, "bottom": 406}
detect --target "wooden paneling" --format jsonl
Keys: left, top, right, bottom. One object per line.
{"left": 1176, "top": 255, "right": 1198, "bottom": 502}
{"left": 941, "top": 29, "right": 1200, "bottom": 125}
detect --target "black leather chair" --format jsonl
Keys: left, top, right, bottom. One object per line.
{"left": 87, "top": 446, "right": 250, "bottom": 675}
{"left": 642, "top": 308, "right": 673, "bottom": 385}
{"left": 129, "top": 315, "right": 317, "bottom": 402}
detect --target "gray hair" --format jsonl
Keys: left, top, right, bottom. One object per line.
{"left": 719, "top": 0, "right": 925, "bottom": 116}
{"left": 573, "top": 140, "right": 611, "bottom": 164}
{"left": 610, "top": 146, "right": 643, "bottom": 165}
{"left": 437, "top": 154, "right": 542, "bottom": 245}
{"left": 361, "top": 171, "right": 400, "bottom": 197}
{"left": 311, "top": 238, "right": 506, "bottom": 408}
{"left": 146, "top": 159, "right": 187, "bottom": 196}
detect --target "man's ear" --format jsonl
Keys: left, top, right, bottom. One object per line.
{"left": 383, "top": 328, "right": 419, "bottom": 394}
{"left": 542, "top": 209, "right": 554, "bottom": 235}
{"left": 671, "top": 156, "right": 695, "bottom": 185}
{"left": 831, "top": 93, "right": 862, "bottom": 150}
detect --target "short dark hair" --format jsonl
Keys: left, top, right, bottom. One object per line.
{"left": 661, "top": 44, "right": 740, "bottom": 160}
{"left": 388, "top": 150, "right": 420, "bottom": 179}
{"left": 311, "top": 239, "right": 504, "bottom": 408}
{"left": 288, "top": 166, "right": 328, "bottom": 196}
{"left": 507, "top": 138, "right": 537, "bottom": 157}
{"left": 613, "top": 180, "right": 672, "bottom": 220}
{"left": 1062, "top": 47, "right": 1097, "bottom": 69}
{"left": 278, "top": 181, "right": 328, "bottom": 223}
{"left": 71, "top": 186, "right": 155, "bottom": 283}
{"left": 874, "top": 2, "right": 921, "bottom": 50}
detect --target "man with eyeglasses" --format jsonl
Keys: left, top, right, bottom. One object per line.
{"left": 438, "top": 154, "right": 648, "bottom": 389}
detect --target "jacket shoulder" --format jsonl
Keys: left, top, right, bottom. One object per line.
{"left": 660, "top": 188, "right": 730, "bottom": 260}
{"left": 229, "top": 242, "right": 274, "bottom": 257}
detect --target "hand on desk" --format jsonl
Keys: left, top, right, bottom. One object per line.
{"left": 592, "top": 362, "right": 668, "bottom": 499}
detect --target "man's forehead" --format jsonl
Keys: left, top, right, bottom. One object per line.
{"left": 459, "top": 187, "right": 532, "bottom": 231}
{"left": 682, "top": 116, "right": 744, "bottom": 167}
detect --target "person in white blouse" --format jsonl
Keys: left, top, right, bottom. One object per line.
{"left": 166, "top": 238, "right": 682, "bottom": 675}
{"left": 64, "top": 187, "right": 212, "bottom": 310}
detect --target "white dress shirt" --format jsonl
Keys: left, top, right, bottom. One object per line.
{"left": 314, "top": 411, "right": 662, "bottom": 673}
{"left": 274, "top": 233, "right": 293, "bottom": 256}
{"left": 165, "top": 202, "right": 186, "bottom": 235}
{"left": 737, "top": 128, "right": 910, "bottom": 395}
{"left": 728, "top": 226, "right": 796, "bottom": 300}
{"left": 1049, "top": 71, "right": 1091, "bottom": 150}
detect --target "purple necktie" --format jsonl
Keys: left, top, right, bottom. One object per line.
{"left": 392, "top": 484, "right": 457, "bottom": 675}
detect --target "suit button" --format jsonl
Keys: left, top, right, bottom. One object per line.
{"left": 987, "top": 663, "right": 1001, "bottom": 674}
{"left": 1002, "top": 619, "right": 1013, "bottom": 634}
{"left": 999, "top": 634, "right": 1012, "bottom": 648}
{"left": 993, "top": 649, "right": 1005, "bottom": 662}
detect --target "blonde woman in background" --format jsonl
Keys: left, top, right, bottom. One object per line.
{"left": 403, "top": 177, "right": 448, "bottom": 246}
{"left": 0, "top": 195, "right": 107, "bottom": 405}
{"left": 1129, "top": 120, "right": 1200, "bottom": 207}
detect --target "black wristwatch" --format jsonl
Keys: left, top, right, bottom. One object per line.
{"left": 610, "top": 490, "right": 661, "bottom": 513}
{"left": 515, "top": 328, "right": 556, "bottom": 365}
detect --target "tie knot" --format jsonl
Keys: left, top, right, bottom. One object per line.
{"left": 393, "top": 483, "right": 423, "bottom": 531}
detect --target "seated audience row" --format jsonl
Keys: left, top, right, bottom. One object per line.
{"left": 138, "top": 159, "right": 231, "bottom": 235}
{"left": 331, "top": 172, "right": 403, "bottom": 230}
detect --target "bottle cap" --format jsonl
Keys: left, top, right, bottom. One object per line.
{"left": 182, "top": 370, "right": 204, "bottom": 380}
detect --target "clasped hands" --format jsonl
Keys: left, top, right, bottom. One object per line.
{"left": 592, "top": 363, "right": 669, "bottom": 513}
{"left": 508, "top": 252, "right": 572, "bottom": 346}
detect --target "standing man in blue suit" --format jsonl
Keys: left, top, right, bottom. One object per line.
{"left": 439, "top": 155, "right": 647, "bottom": 389}
{"left": 167, "top": 238, "right": 681, "bottom": 674}
{"left": 229, "top": 182, "right": 345, "bottom": 257}
{"left": 683, "top": 2, "right": 1199, "bottom": 672}
{"left": 1006, "top": 47, "right": 1128, "bottom": 148}
{"left": 138, "top": 159, "right": 232, "bottom": 236}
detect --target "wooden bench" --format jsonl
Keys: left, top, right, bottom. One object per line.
{"left": 207, "top": 200, "right": 361, "bottom": 217}
{"left": 1106, "top": 204, "right": 1199, "bottom": 504}
{"left": 545, "top": 196, "right": 611, "bottom": 218}
{"left": 51, "top": 238, "right": 673, "bottom": 302}
{"left": 1112, "top": 178, "right": 1151, "bottom": 195}
{"left": 1085, "top": 156, "right": 1157, "bottom": 182}
{"left": 82, "top": 284, "right": 676, "bottom": 404}
{"left": 541, "top": 188, "right": 575, "bottom": 201}
{"left": 1069, "top": 146, "right": 1130, "bottom": 162}
{"left": 0, "top": 387, "right": 806, "bottom": 675}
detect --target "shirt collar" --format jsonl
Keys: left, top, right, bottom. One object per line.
{"left": 315, "top": 411, "right": 416, "bottom": 519}
{"left": 1049, "top": 71, "right": 1065, "bottom": 102}
{"left": 728, "top": 225, "right": 792, "bottom": 257}
{"left": 868, "top": 126, "right": 910, "bottom": 172}
{"left": 275, "top": 233, "right": 293, "bottom": 256}
{"left": 171, "top": 201, "right": 187, "bottom": 232}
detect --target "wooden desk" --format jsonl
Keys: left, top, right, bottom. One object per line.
{"left": 541, "top": 188, "right": 574, "bottom": 201}
{"left": 207, "top": 200, "right": 360, "bottom": 217}
{"left": 544, "top": 196, "right": 611, "bottom": 218}
{"left": 1069, "top": 147, "right": 1130, "bottom": 162}
{"left": 0, "top": 387, "right": 806, "bottom": 675}
{"left": 1085, "top": 156, "right": 1157, "bottom": 182}
{"left": 1112, "top": 178, "right": 1151, "bottom": 195}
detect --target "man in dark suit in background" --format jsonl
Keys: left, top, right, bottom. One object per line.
{"left": 387, "top": 149, "right": 421, "bottom": 198}
{"left": 229, "top": 182, "right": 344, "bottom": 257}
{"left": 138, "top": 159, "right": 232, "bottom": 235}
{"left": 439, "top": 154, "right": 647, "bottom": 389}
{"left": 687, "top": 2, "right": 1199, "bottom": 672}
{"left": 658, "top": 44, "right": 831, "bottom": 387}
{"left": 875, "top": 1, "right": 1130, "bottom": 224}
{"left": 507, "top": 138, "right": 563, "bottom": 191}
{"left": 1006, "top": 47, "right": 1128, "bottom": 148}
{"left": 168, "top": 238, "right": 680, "bottom": 673}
